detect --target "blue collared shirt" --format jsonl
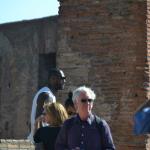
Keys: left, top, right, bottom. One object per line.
{"left": 55, "top": 114, "right": 115, "bottom": 150}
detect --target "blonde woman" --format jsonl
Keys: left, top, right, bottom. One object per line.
{"left": 34, "top": 102, "right": 68, "bottom": 150}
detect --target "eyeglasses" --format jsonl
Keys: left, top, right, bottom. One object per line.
{"left": 80, "top": 99, "right": 94, "bottom": 103}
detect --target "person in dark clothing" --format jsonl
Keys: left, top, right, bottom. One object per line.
{"left": 65, "top": 91, "right": 76, "bottom": 117}
{"left": 134, "top": 100, "right": 150, "bottom": 135}
{"left": 28, "top": 68, "right": 66, "bottom": 143}
{"left": 55, "top": 86, "right": 115, "bottom": 150}
{"left": 34, "top": 102, "right": 68, "bottom": 150}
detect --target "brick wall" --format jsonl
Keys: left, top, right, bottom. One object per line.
{"left": 146, "top": 0, "right": 150, "bottom": 149}
{"left": 0, "top": 16, "right": 58, "bottom": 138}
{"left": 147, "top": 0, "right": 150, "bottom": 101}
{"left": 57, "top": 0, "right": 147, "bottom": 149}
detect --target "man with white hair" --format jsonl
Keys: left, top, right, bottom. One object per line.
{"left": 28, "top": 68, "right": 66, "bottom": 143}
{"left": 55, "top": 86, "right": 115, "bottom": 150}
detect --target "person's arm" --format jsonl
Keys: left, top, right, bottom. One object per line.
{"left": 33, "top": 128, "right": 42, "bottom": 143}
{"left": 34, "top": 115, "right": 45, "bottom": 134}
{"left": 101, "top": 120, "right": 116, "bottom": 150}
{"left": 35, "top": 92, "right": 50, "bottom": 119}
{"left": 55, "top": 121, "right": 69, "bottom": 150}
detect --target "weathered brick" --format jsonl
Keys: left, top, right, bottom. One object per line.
{"left": 58, "top": 0, "right": 147, "bottom": 150}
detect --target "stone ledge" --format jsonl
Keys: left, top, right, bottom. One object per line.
{"left": 0, "top": 139, "right": 34, "bottom": 150}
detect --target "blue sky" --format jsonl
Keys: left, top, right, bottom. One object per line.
{"left": 0, "top": 0, "right": 59, "bottom": 24}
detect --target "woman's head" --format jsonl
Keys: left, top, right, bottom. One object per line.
{"left": 65, "top": 92, "right": 76, "bottom": 117}
{"left": 43, "top": 102, "right": 68, "bottom": 126}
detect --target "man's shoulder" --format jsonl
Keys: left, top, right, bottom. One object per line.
{"left": 63, "top": 115, "right": 77, "bottom": 127}
{"left": 39, "top": 86, "right": 49, "bottom": 90}
{"left": 37, "top": 87, "right": 50, "bottom": 93}
{"left": 94, "top": 115, "right": 108, "bottom": 127}
{"left": 65, "top": 115, "right": 77, "bottom": 122}
{"left": 59, "top": 116, "right": 77, "bottom": 135}
{"left": 34, "top": 87, "right": 50, "bottom": 98}
{"left": 95, "top": 115, "right": 103, "bottom": 123}
{"left": 38, "top": 92, "right": 49, "bottom": 97}
{"left": 37, "top": 87, "right": 56, "bottom": 102}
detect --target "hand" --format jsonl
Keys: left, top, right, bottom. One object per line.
{"left": 34, "top": 115, "right": 45, "bottom": 129}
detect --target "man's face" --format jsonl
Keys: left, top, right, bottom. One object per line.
{"left": 75, "top": 92, "right": 93, "bottom": 117}
{"left": 55, "top": 76, "right": 66, "bottom": 90}
{"left": 48, "top": 71, "right": 66, "bottom": 90}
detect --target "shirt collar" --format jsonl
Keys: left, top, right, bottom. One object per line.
{"left": 74, "top": 113, "right": 94, "bottom": 125}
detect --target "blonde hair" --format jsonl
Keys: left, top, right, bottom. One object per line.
{"left": 44, "top": 102, "right": 68, "bottom": 126}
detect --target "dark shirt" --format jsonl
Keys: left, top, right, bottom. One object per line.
{"left": 55, "top": 114, "right": 115, "bottom": 150}
{"left": 34, "top": 126, "right": 60, "bottom": 150}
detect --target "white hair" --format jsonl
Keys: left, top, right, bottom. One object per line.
{"left": 72, "top": 86, "right": 96, "bottom": 103}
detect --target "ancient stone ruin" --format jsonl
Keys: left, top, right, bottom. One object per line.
{"left": 0, "top": 0, "right": 150, "bottom": 149}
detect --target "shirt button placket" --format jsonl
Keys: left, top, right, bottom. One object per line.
{"left": 80, "top": 125, "right": 85, "bottom": 150}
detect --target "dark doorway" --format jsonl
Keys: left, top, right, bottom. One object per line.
{"left": 38, "top": 53, "right": 56, "bottom": 89}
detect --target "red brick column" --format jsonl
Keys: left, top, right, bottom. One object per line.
{"left": 58, "top": 0, "right": 147, "bottom": 149}
{"left": 147, "top": 0, "right": 150, "bottom": 149}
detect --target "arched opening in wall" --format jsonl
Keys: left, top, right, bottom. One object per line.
{"left": 38, "top": 53, "right": 56, "bottom": 89}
